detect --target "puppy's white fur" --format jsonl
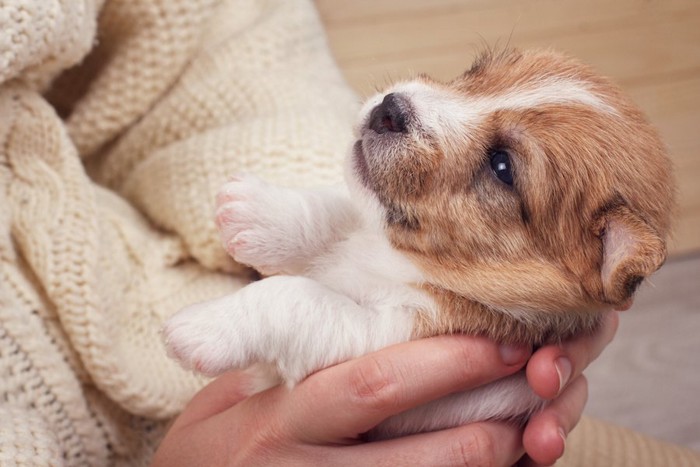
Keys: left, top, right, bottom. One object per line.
{"left": 168, "top": 176, "right": 429, "bottom": 383}
{"left": 164, "top": 172, "right": 544, "bottom": 435}
{"left": 357, "top": 78, "right": 615, "bottom": 144}
{"left": 163, "top": 58, "right": 636, "bottom": 437}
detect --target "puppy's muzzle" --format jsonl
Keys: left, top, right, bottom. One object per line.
{"left": 369, "top": 93, "right": 410, "bottom": 134}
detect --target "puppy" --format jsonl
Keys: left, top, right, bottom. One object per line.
{"left": 163, "top": 49, "right": 674, "bottom": 438}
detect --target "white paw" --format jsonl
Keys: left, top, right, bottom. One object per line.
{"left": 162, "top": 300, "right": 247, "bottom": 377}
{"left": 215, "top": 174, "right": 301, "bottom": 275}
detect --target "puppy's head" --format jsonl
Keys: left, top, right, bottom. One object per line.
{"left": 347, "top": 49, "right": 675, "bottom": 342}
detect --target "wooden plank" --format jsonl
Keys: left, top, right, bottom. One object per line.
{"left": 628, "top": 76, "right": 700, "bottom": 155}
{"left": 674, "top": 212, "right": 700, "bottom": 255}
{"left": 317, "top": 0, "right": 693, "bottom": 63}
{"left": 316, "top": 0, "right": 700, "bottom": 255}
{"left": 317, "top": 0, "right": 690, "bottom": 30}
{"left": 322, "top": 12, "right": 700, "bottom": 95}
{"left": 629, "top": 76, "right": 700, "bottom": 255}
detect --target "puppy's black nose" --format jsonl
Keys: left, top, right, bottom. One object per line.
{"left": 369, "top": 93, "right": 408, "bottom": 134}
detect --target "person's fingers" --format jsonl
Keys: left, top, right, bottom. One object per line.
{"left": 284, "top": 335, "right": 532, "bottom": 443}
{"left": 523, "top": 375, "right": 588, "bottom": 466}
{"left": 342, "top": 421, "right": 524, "bottom": 467}
{"left": 526, "top": 311, "right": 618, "bottom": 399}
{"left": 170, "top": 370, "right": 252, "bottom": 430}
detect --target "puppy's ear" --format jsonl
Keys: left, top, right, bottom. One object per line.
{"left": 593, "top": 202, "right": 666, "bottom": 309}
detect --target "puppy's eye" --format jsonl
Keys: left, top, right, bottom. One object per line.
{"left": 489, "top": 150, "right": 513, "bottom": 186}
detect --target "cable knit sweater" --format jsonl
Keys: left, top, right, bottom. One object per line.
{"left": 0, "top": 0, "right": 698, "bottom": 465}
{"left": 1, "top": 0, "right": 354, "bottom": 464}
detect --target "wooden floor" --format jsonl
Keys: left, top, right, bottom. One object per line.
{"left": 316, "top": 0, "right": 700, "bottom": 256}
{"left": 585, "top": 253, "right": 700, "bottom": 451}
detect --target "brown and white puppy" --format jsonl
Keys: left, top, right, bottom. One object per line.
{"left": 163, "top": 49, "right": 675, "bottom": 438}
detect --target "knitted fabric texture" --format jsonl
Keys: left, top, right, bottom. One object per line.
{"left": 0, "top": 0, "right": 103, "bottom": 90}
{"left": 0, "top": 0, "right": 698, "bottom": 466}
{"left": 1, "top": 0, "right": 355, "bottom": 465}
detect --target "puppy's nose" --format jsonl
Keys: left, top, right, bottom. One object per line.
{"left": 369, "top": 93, "right": 408, "bottom": 134}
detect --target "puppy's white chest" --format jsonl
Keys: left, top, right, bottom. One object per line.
{"left": 308, "top": 228, "right": 430, "bottom": 313}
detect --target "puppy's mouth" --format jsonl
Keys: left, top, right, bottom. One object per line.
{"left": 353, "top": 139, "right": 373, "bottom": 190}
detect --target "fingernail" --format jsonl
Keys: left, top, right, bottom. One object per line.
{"left": 555, "top": 357, "right": 572, "bottom": 394}
{"left": 499, "top": 344, "right": 531, "bottom": 366}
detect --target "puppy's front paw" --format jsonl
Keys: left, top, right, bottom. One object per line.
{"left": 162, "top": 301, "right": 246, "bottom": 377}
{"left": 215, "top": 174, "right": 302, "bottom": 274}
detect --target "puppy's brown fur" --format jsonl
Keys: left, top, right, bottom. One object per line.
{"left": 370, "top": 50, "right": 674, "bottom": 345}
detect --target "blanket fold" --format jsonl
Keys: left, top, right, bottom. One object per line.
{"left": 1, "top": 0, "right": 356, "bottom": 464}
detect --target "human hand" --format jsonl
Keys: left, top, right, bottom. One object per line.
{"left": 152, "top": 312, "right": 618, "bottom": 467}
{"left": 153, "top": 335, "right": 532, "bottom": 466}
{"left": 521, "top": 311, "right": 620, "bottom": 466}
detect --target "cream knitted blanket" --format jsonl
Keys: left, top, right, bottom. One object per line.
{"left": 1, "top": 1, "right": 698, "bottom": 466}
{"left": 0, "top": 0, "right": 355, "bottom": 465}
